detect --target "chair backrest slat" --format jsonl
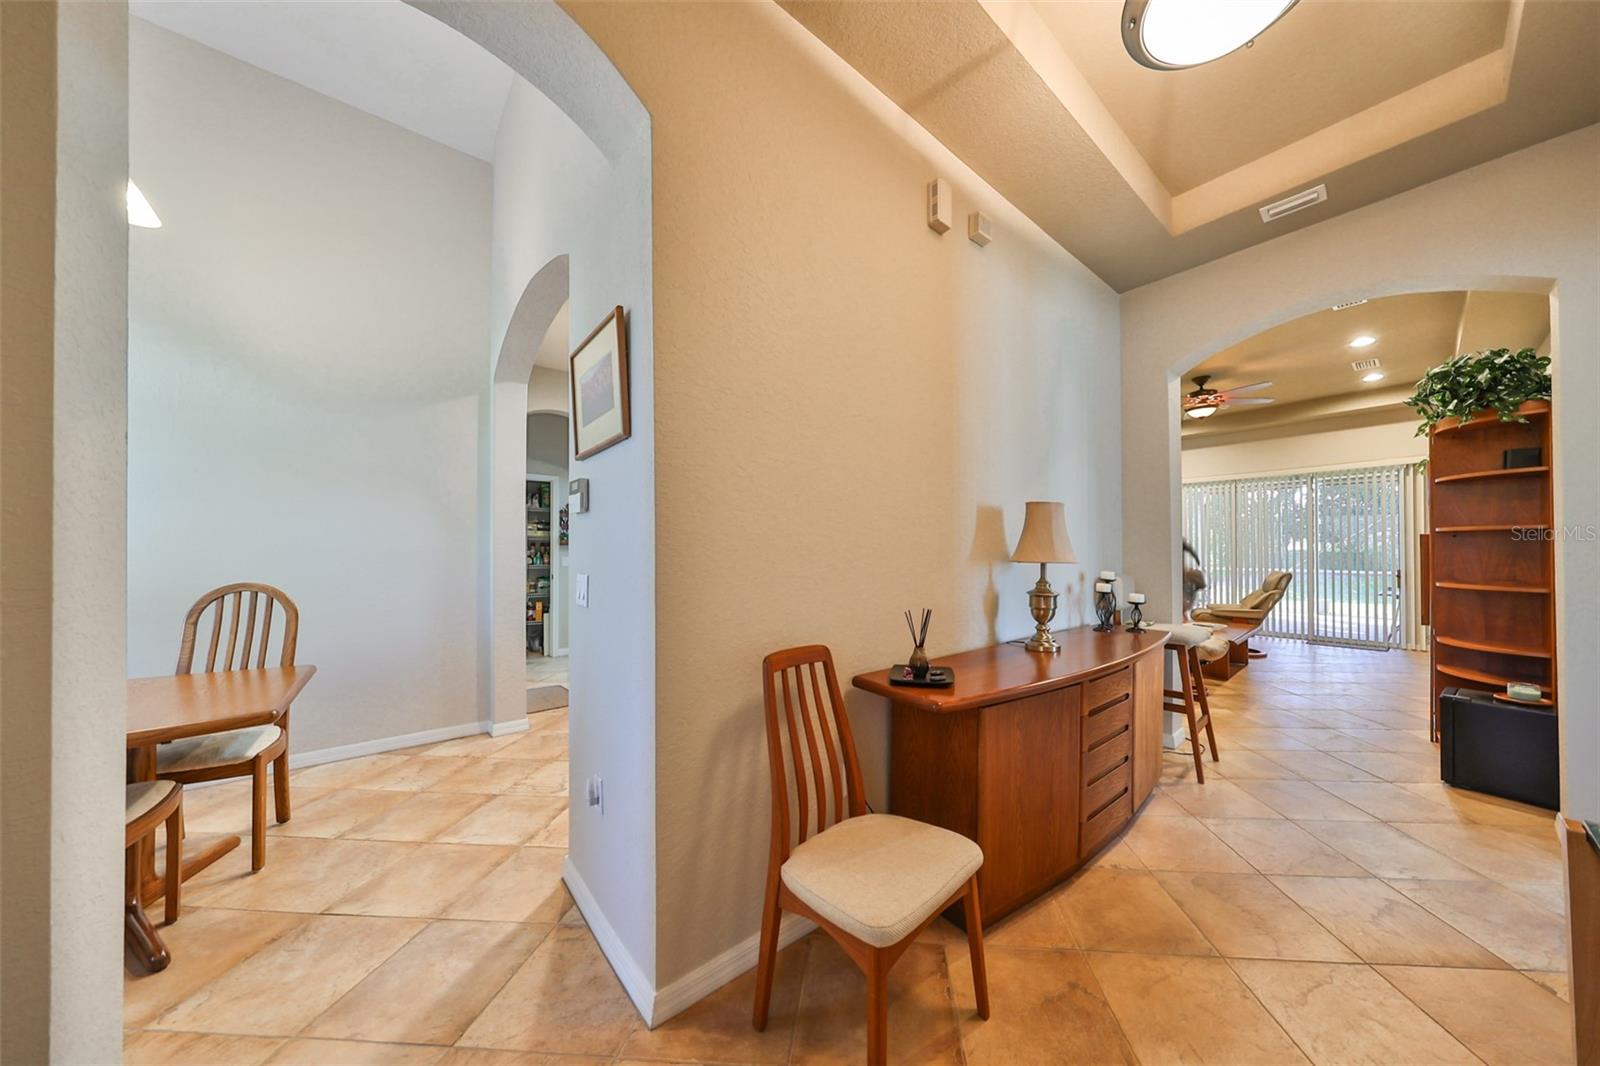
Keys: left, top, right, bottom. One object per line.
{"left": 177, "top": 583, "right": 300, "bottom": 675}
{"left": 762, "top": 645, "right": 867, "bottom": 864}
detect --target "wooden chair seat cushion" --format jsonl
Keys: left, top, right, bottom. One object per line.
{"left": 1155, "top": 622, "right": 1212, "bottom": 647}
{"left": 126, "top": 780, "right": 178, "bottom": 824}
{"left": 157, "top": 724, "right": 282, "bottom": 773}
{"left": 780, "top": 813, "right": 982, "bottom": 947}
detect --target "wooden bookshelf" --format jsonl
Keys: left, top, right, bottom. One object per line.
{"left": 1425, "top": 400, "right": 1556, "bottom": 740}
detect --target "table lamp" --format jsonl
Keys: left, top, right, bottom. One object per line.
{"left": 1011, "top": 500, "right": 1077, "bottom": 653}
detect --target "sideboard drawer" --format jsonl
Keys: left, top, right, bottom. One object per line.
{"left": 1082, "top": 727, "right": 1132, "bottom": 783}
{"left": 1080, "top": 784, "right": 1133, "bottom": 857}
{"left": 1081, "top": 694, "right": 1132, "bottom": 751}
{"left": 1083, "top": 758, "right": 1131, "bottom": 814}
{"left": 1083, "top": 666, "right": 1132, "bottom": 713}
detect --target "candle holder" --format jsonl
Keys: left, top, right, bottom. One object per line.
{"left": 1093, "top": 580, "right": 1118, "bottom": 632}
{"left": 1125, "top": 593, "right": 1147, "bottom": 632}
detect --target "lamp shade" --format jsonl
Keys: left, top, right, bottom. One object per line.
{"left": 1011, "top": 501, "right": 1077, "bottom": 564}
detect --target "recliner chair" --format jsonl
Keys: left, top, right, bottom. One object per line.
{"left": 1193, "top": 570, "right": 1293, "bottom": 625}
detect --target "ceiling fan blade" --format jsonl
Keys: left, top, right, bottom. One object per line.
{"left": 1223, "top": 397, "right": 1276, "bottom": 406}
{"left": 1218, "top": 380, "right": 1273, "bottom": 397}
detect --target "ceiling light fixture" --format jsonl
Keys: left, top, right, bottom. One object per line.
{"left": 1185, "top": 404, "right": 1218, "bottom": 419}
{"left": 1361, "top": 370, "right": 1386, "bottom": 383}
{"left": 127, "top": 180, "right": 162, "bottom": 229}
{"left": 1122, "top": 0, "right": 1300, "bottom": 71}
{"left": 1348, "top": 335, "right": 1377, "bottom": 349}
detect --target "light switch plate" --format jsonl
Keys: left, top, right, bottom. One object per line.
{"left": 575, "top": 573, "right": 589, "bottom": 608}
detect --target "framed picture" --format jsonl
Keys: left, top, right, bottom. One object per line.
{"left": 569, "top": 306, "right": 631, "bottom": 460}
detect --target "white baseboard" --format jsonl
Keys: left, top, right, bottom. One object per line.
{"left": 488, "top": 717, "right": 531, "bottom": 737}
{"left": 651, "top": 911, "right": 816, "bottom": 1028}
{"left": 288, "top": 721, "right": 486, "bottom": 770}
{"left": 562, "top": 856, "right": 656, "bottom": 1023}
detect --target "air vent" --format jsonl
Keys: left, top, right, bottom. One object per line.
{"left": 1259, "top": 183, "right": 1328, "bottom": 223}
{"left": 1332, "top": 298, "right": 1368, "bottom": 311}
{"left": 1351, "top": 357, "right": 1382, "bottom": 373}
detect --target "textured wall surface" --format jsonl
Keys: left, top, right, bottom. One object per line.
{"left": 1123, "top": 123, "right": 1600, "bottom": 820}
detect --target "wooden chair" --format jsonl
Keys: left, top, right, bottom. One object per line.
{"left": 158, "top": 583, "right": 299, "bottom": 871}
{"left": 1162, "top": 624, "right": 1219, "bottom": 783}
{"left": 754, "top": 645, "right": 990, "bottom": 1065}
{"left": 125, "top": 780, "right": 183, "bottom": 971}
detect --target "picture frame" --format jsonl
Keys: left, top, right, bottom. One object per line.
{"left": 569, "top": 305, "right": 631, "bottom": 460}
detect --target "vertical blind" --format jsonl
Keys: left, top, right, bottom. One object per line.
{"left": 1182, "top": 464, "right": 1428, "bottom": 650}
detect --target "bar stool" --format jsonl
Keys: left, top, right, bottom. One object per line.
{"left": 1161, "top": 624, "right": 1219, "bottom": 783}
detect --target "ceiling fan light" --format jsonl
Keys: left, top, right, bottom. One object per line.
{"left": 1123, "top": 0, "right": 1299, "bottom": 71}
{"left": 1185, "top": 405, "right": 1218, "bottom": 419}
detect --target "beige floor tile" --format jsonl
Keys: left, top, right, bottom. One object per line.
{"left": 490, "top": 731, "right": 566, "bottom": 762}
{"left": 151, "top": 914, "right": 424, "bottom": 1036}
{"left": 431, "top": 758, "right": 550, "bottom": 796}
{"left": 412, "top": 732, "right": 524, "bottom": 758}
{"left": 1387, "top": 878, "right": 1569, "bottom": 970}
{"left": 947, "top": 944, "right": 1133, "bottom": 1064}
{"left": 526, "top": 708, "right": 568, "bottom": 735}
{"left": 507, "top": 759, "right": 568, "bottom": 796}
{"left": 1088, "top": 952, "right": 1309, "bottom": 1064}
{"left": 1201, "top": 818, "right": 1368, "bottom": 876}
{"left": 1231, "top": 959, "right": 1477, "bottom": 1064}
{"left": 444, "top": 846, "right": 572, "bottom": 923}
{"left": 1400, "top": 782, "right": 1555, "bottom": 827}
{"left": 304, "top": 920, "right": 548, "bottom": 1045}
{"left": 528, "top": 808, "right": 568, "bottom": 848}
{"left": 343, "top": 792, "right": 494, "bottom": 843}
{"left": 1155, "top": 871, "right": 1359, "bottom": 962}
{"left": 1258, "top": 749, "right": 1380, "bottom": 781}
{"left": 1525, "top": 970, "right": 1571, "bottom": 1002}
{"left": 1083, "top": 835, "right": 1146, "bottom": 870}
{"left": 1297, "top": 820, "right": 1482, "bottom": 879}
{"left": 1376, "top": 966, "right": 1575, "bottom": 1065}
{"left": 1209, "top": 749, "right": 1300, "bottom": 779}
{"left": 185, "top": 837, "right": 417, "bottom": 913}
{"left": 266, "top": 1038, "right": 447, "bottom": 1064}
{"left": 1315, "top": 780, "right": 1463, "bottom": 822}
{"left": 125, "top": 908, "right": 310, "bottom": 1027}
{"left": 1224, "top": 727, "right": 1316, "bottom": 751}
{"left": 1331, "top": 749, "right": 1446, "bottom": 783}
{"left": 359, "top": 755, "right": 480, "bottom": 793}
{"left": 290, "top": 754, "right": 411, "bottom": 790}
{"left": 328, "top": 843, "right": 514, "bottom": 919}
{"left": 620, "top": 939, "right": 808, "bottom": 1064}
{"left": 1326, "top": 728, "right": 1438, "bottom": 754}
{"left": 271, "top": 789, "right": 413, "bottom": 839}
{"left": 1395, "top": 822, "right": 1565, "bottom": 883}
{"left": 1161, "top": 779, "right": 1284, "bottom": 820}
{"left": 986, "top": 891, "right": 1077, "bottom": 950}
{"left": 437, "top": 1052, "right": 604, "bottom": 1066}
{"left": 125, "top": 1030, "right": 286, "bottom": 1065}
{"left": 435, "top": 795, "right": 565, "bottom": 846}
{"left": 1119, "top": 811, "right": 1253, "bottom": 873}
{"left": 1229, "top": 778, "right": 1375, "bottom": 821}
{"left": 1269, "top": 876, "right": 1508, "bottom": 968}
{"left": 1138, "top": 791, "right": 1189, "bottom": 816}
{"left": 1056, "top": 868, "right": 1214, "bottom": 955}
{"left": 184, "top": 783, "right": 324, "bottom": 837}
{"left": 456, "top": 924, "right": 640, "bottom": 1056}
{"left": 1506, "top": 879, "right": 1568, "bottom": 915}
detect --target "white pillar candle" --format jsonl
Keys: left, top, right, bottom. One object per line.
{"left": 1094, "top": 582, "right": 1111, "bottom": 593}
{"left": 1099, "top": 571, "right": 1116, "bottom": 581}
{"left": 1127, "top": 593, "right": 1147, "bottom": 604}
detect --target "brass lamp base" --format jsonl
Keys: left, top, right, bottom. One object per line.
{"left": 1025, "top": 565, "right": 1060, "bottom": 653}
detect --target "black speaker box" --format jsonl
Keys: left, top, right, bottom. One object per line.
{"left": 1439, "top": 687, "right": 1559, "bottom": 810}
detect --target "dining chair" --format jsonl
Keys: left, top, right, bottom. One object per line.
{"left": 753, "top": 645, "right": 989, "bottom": 1065}
{"left": 158, "top": 582, "right": 299, "bottom": 870}
{"left": 126, "top": 780, "right": 183, "bottom": 969}
{"left": 1162, "top": 623, "right": 1219, "bottom": 783}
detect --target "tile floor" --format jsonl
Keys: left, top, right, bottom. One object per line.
{"left": 526, "top": 654, "right": 569, "bottom": 690}
{"left": 125, "top": 639, "right": 1576, "bottom": 1065}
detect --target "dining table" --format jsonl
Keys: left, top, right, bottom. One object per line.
{"left": 125, "top": 664, "right": 316, "bottom": 970}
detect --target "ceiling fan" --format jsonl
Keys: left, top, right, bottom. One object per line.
{"left": 1183, "top": 375, "right": 1275, "bottom": 419}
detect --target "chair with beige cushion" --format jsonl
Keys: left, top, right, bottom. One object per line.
{"left": 157, "top": 583, "right": 298, "bottom": 871}
{"left": 753, "top": 645, "right": 989, "bottom": 1066}
{"left": 1159, "top": 623, "right": 1219, "bottom": 783}
{"left": 1192, "top": 570, "right": 1293, "bottom": 626}
{"left": 126, "top": 780, "right": 183, "bottom": 970}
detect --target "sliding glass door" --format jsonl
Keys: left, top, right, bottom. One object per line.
{"left": 1183, "top": 464, "right": 1427, "bottom": 650}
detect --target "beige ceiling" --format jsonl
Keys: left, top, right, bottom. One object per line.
{"left": 1180, "top": 289, "right": 1549, "bottom": 440}
{"left": 779, "top": 0, "right": 1600, "bottom": 291}
{"left": 1035, "top": 0, "right": 1509, "bottom": 194}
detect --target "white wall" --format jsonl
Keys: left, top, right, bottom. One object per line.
{"left": 568, "top": 1, "right": 1122, "bottom": 1002}
{"left": 128, "top": 20, "right": 492, "bottom": 752}
{"left": 1122, "top": 123, "right": 1600, "bottom": 821}
{"left": 1183, "top": 417, "right": 1428, "bottom": 481}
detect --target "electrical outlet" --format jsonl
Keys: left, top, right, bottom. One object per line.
{"left": 576, "top": 573, "right": 589, "bottom": 607}
{"left": 587, "top": 774, "right": 604, "bottom": 814}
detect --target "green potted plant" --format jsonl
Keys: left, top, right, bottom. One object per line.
{"left": 1404, "top": 347, "right": 1552, "bottom": 436}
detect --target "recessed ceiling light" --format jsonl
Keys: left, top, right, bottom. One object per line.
{"left": 1348, "top": 335, "right": 1377, "bottom": 349}
{"left": 1361, "top": 370, "right": 1386, "bottom": 383}
{"left": 127, "top": 180, "right": 162, "bottom": 229}
{"left": 1122, "top": 0, "right": 1300, "bottom": 71}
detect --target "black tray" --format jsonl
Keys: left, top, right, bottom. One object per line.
{"left": 887, "top": 665, "right": 955, "bottom": 688}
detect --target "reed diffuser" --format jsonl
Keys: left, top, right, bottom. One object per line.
{"left": 905, "top": 608, "right": 932, "bottom": 679}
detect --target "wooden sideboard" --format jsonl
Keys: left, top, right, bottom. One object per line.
{"left": 853, "top": 626, "right": 1167, "bottom": 926}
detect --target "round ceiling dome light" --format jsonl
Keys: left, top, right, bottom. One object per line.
{"left": 1122, "top": 0, "right": 1300, "bottom": 71}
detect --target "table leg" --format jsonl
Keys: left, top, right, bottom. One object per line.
{"left": 141, "top": 835, "right": 240, "bottom": 902}
{"left": 125, "top": 842, "right": 169, "bottom": 973}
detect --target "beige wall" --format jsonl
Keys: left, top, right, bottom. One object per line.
{"left": 1123, "top": 123, "right": 1599, "bottom": 823}
{"left": 1183, "top": 416, "right": 1428, "bottom": 481}
{"left": 0, "top": 2, "right": 128, "bottom": 1059}
{"left": 569, "top": 1, "right": 1123, "bottom": 999}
